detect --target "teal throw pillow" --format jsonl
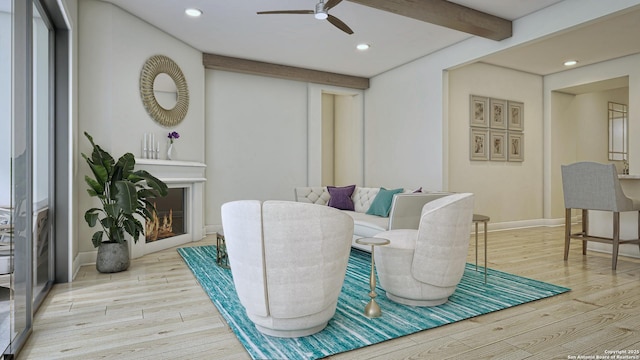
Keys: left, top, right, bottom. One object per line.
{"left": 366, "top": 187, "right": 404, "bottom": 217}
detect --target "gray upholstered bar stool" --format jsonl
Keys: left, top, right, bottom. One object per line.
{"left": 561, "top": 162, "right": 640, "bottom": 270}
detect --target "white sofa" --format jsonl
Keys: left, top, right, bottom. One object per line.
{"left": 294, "top": 186, "right": 450, "bottom": 251}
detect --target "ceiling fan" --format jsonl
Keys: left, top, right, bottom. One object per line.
{"left": 257, "top": 0, "right": 354, "bottom": 35}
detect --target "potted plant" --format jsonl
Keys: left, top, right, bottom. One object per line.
{"left": 82, "top": 132, "right": 168, "bottom": 273}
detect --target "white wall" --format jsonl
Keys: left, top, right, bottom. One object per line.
{"left": 205, "top": 70, "right": 308, "bottom": 230}
{"left": 448, "top": 63, "right": 543, "bottom": 224}
{"left": 364, "top": 59, "right": 441, "bottom": 190}
{"left": 76, "top": 0, "right": 205, "bottom": 256}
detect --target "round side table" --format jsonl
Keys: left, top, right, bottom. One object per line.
{"left": 355, "top": 237, "right": 390, "bottom": 318}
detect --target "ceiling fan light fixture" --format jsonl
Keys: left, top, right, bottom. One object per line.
{"left": 185, "top": 8, "right": 202, "bottom": 17}
{"left": 356, "top": 43, "right": 370, "bottom": 51}
{"left": 315, "top": 2, "right": 328, "bottom": 19}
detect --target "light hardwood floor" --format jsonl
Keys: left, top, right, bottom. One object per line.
{"left": 18, "top": 226, "right": 640, "bottom": 360}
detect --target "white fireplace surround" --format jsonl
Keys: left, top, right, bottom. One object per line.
{"left": 79, "top": 159, "right": 206, "bottom": 265}
{"left": 130, "top": 159, "right": 207, "bottom": 258}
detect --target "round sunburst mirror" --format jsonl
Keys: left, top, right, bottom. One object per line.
{"left": 139, "top": 55, "right": 189, "bottom": 127}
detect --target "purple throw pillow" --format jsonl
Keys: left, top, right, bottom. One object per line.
{"left": 327, "top": 185, "right": 356, "bottom": 211}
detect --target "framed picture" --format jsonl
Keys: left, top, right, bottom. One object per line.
{"left": 508, "top": 132, "right": 524, "bottom": 162}
{"left": 489, "top": 98, "right": 507, "bottom": 129}
{"left": 508, "top": 101, "right": 524, "bottom": 131}
{"left": 470, "top": 128, "right": 489, "bottom": 161}
{"left": 489, "top": 130, "right": 507, "bottom": 161}
{"left": 470, "top": 95, "right": 489, "bottom": 127}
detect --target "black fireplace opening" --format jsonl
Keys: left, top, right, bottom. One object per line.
{"left": 145, "top": 187, "right": 186, "bottom": 242}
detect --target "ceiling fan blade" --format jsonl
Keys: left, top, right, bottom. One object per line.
{"left": 327, "top": 14, "right": 354, "bottom": 34}
{"left": 257, "top": 10, "right": 314, "bottom": 15}
{"left": 324, "top": 0, "right": 343, "bottom": 11}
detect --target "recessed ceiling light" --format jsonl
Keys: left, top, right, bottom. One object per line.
{"left": 356, "top": 43, "right": 370, "bottom": 51}
{"left": 564, "top": 60, "right": 578, "bottom": 66}
{"left": 185, "top": 8, "right": 202, "bottom": 17}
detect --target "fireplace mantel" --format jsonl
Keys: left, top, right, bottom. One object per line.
{"left": 135, "top": 158, "right": 206, "bottom": 182}
{"left": 132, "top": 158, "right": 207, "bottom": 258}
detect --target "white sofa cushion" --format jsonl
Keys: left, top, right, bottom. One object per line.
{"left": 341, "top": 211, "right": 389, "bottom": 237}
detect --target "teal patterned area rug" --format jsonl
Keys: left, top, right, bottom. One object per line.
{"left": 178, "top": 246, "right": 570, "bottom": 360}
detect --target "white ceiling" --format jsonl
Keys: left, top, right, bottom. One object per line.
{"left": 101, "top": 0, "right": 569, "bottom": 78}
{"left": 101, "top": 0, "right": 640, "bottom": 81}
{"left": 480, "top": 6, "right": 640, "bottom": 76}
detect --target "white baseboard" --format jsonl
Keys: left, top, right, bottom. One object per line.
{"left": 75, "top": 250, "right": 97, "bottom": 269}
{"left": 473, "top": 217, "right": 566, "bottom": 232}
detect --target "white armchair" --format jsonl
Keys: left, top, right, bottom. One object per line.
{"left": 373, "top": 193, "right": 474, "bottom": 306}
{"left": 221, "top": 200, "right": 354, "bottom": 337}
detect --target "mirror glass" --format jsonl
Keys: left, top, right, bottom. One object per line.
{"left": 153, "top": 73, "right": 178, "bottom": 110}
{"left": 608, "top": 101, "right": 628, "bottom": 162}
{"left": 140, "top": 55, "right": 189, "bottom": 127}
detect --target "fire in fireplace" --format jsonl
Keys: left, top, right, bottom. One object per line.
{"left": 145, "top": 187, "right": 186, "bottom": 242}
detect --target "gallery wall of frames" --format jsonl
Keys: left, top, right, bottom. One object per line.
{"left": 469, "top": 95, "right": 525, "bottom": 162}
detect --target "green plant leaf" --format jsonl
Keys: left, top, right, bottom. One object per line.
{"left": 100, "top": 217, "right": 115, "bottom": 229}
{"left": 117, "top": 153, "right": 136, "bottom": 178}
{"left": 137, "top": 188, "right": 158, "bottom": 199}
{"left": 136, "top": 205, "right": 153, "bottom": 222}
{"left": 111, "top": 227, "right": 125, "bottom": 242}
{"left": 84, "top": 161, "right": 109, "bottom": 188}
{"left": 123, "top": 214, "right": 144, "bottom": 243}
{"left": 84, "top": 132, "right": 114, "bottom": 177}
{"left": 103, "top": 203, "right": 119, "bottom": 219}
{"left": 84, "top": 175, "right": 104, "bottom": 196}
{"left": 91, "top": 231, "right": 104, "bottom": 248}
{"left": 84, "top": 208, "right": 102, "bottom": 227}
{"left": 114, "top": 181, "right": 137, "bottom": 214}
{"left": 132, "top": 170, "right": 168, "bottom": 196}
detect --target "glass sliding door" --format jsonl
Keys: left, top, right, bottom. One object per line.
{"left": 2, "top": 0, "right": 60, "bottom": 356}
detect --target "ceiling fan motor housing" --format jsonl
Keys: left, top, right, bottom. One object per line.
{"left": 315, "top": 2, "right": 328, "bottom": 19}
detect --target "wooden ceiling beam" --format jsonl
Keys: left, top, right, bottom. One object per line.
{"left": 203, "top": 53, "right": 370, "bottom": 90}
{"left": 347, "top": 0, "right": 512, "bottom": 41}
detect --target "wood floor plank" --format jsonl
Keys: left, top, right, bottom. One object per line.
{"left": 17, "top": 226, "right": 640, "bottom": 359}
